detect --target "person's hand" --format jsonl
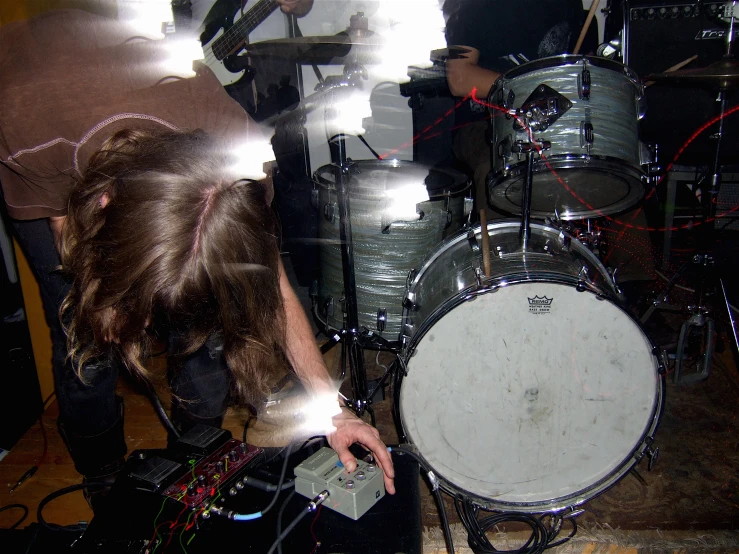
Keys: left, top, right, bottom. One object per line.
{"left": 276, "top": 0, "right": 314, "bottom": 17}
{"left": 445, "top": 45, "right": 499, "bottom": 98}
{"left": 325, "top": 407, "right": 396, "bottom": 494}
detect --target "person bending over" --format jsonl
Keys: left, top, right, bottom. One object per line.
{"left": 0, "top": 8, "right": 393, "bottom": 503}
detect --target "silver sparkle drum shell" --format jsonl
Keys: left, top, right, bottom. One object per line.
{"left": 315, "top": 160, "right": 470, "bottom": 339}
{"left": 489, "top": 56, "right": 647, "bottom": 220}
{"left": 399, "top": 221, "right": 663, "bottom": 512}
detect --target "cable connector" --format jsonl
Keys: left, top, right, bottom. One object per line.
{"left": 207, "top": 505, "right": 235, "bottom": 520}
{"left": 427, "top": 470, "right": 440, "bottom": 492}
{"left": 309, "top": 490, "right": 330, "bottom": 512}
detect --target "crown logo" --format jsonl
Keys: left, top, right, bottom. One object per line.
{"left": 527, "top": 295, "right": 553, "bottom": 306}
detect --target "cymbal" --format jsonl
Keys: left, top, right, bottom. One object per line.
{"left": 645, "top": 58, "right": 739, "bottom": 90}
{"left": 244, "top": 32, "right": 382, "bottom": 65}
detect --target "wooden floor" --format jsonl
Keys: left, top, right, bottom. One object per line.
{"left": 0, "top": 351, "right": 312, "bottom": 530}
{"left": 3, "top": 345, "right": 739, "bottom": 554}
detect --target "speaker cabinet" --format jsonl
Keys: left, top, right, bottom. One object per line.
{"left": 615, "top": 1, "right": 739, "bottom": 166}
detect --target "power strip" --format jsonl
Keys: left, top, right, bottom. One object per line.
{"left": 294, "top": 447, "right": 385, "bottom": 520}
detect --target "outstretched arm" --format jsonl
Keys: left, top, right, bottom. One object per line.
{"left": 278, "top": 258, "right": 396, "bottom": 494}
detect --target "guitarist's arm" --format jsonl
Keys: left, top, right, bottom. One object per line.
{"left": 276, "top": 0, "right": 313, "bottom": 17}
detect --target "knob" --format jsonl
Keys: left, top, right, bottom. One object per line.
{"left": 235, "top": 481, "right": 244, "bottom": 490}
{"left": 228, "top": 487, "right": 238, "bottom": 496}
{"left": 228, "top": 450, "right": 238, "bottom": 462}
{"left": 238, "top": 443, "right": 248, "bottom": 454}
{"left": 356, "top": 471, "right": 366, "bottom": 481}
{"left": 215, "top": 461, "right": 225, "bottom": 473}
{"left": 187, "top": 483, "right": 198, "bottom": 497}
{"left": 197, "top": 474, "right": 207, "bottom": 488}
{"left": 367, "top": 465, "right": 376, "bottom": 473}
{"left": 346, "top": 480, "right": 355, "bottom": 489}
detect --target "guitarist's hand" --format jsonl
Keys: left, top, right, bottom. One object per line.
{"left": 277, "top": 0, "right": 314, "bottom": 17}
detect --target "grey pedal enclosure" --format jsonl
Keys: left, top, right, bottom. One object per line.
{"left": 294, "top": 447, "right": 385, "bottom": 520}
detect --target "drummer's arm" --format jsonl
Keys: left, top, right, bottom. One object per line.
{"left": 446, "top": 45, "right": 500, "bottom": 98}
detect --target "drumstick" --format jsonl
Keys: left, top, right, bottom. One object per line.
{"left": 573, "top": 0, "right": 601, "bottom": 55}
{"left": 644, "top": 55, "right": 699, "bottom": 87}
{"left": 479, "top": 209, "right": 492, "bottom": 278}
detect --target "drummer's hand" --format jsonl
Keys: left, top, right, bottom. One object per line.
{"left": 276, "top": 0, "right": 313, "bottom": 16}
{"left": 446, "top": 45, "right": 499, "bottom": 99}
{"left": 326, "top": 407, "right": 396, "bottom": 494}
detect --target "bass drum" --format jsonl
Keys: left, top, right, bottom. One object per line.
{"left": 399, "top": 221, "right": 663, "bottom": 512}
{"left": 315, "top": 160, "right": 470, "bottom": 339}
{"left": 489, "top": 55, "right": 647, "bottom": 220}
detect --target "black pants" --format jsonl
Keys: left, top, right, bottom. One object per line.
{"left": 11, "top": 218, "right": 231, "bottom": 474}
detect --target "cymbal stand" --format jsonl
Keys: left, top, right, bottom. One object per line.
{"left": 317, "top": 53, "right": 398, "bottom": 419}
{"left": 642, "top": 8, "right": 737, "bottom": 382}
{"left": 327, "top": 133, "right": 370, "bottom": 416}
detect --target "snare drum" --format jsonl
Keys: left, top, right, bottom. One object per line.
{"left": 315, "top": 160, "right": 470, "bottom": 338}
{"left": 399, "top": 221, "right": 663, "bottom": 512}
{"left": 489, "top": 56, "right": 647, "bottom": 220}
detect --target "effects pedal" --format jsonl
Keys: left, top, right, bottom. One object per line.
{"left": 294, "top": 447, "right": 385, "bottom": 520}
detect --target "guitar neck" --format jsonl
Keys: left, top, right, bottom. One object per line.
{"left": 211, "top": 0, "right": 279, "bottom": 60}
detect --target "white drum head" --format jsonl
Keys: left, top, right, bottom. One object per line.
{"left": 400, "top": 282, "right": 659, "bottom": 511}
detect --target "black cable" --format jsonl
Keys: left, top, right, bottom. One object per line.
{"left": 143, "top": 383, "right": 180, "bottom": 439}
{"left": 266, "top": 503, "right": 313, "bottom": 554}
{"left": 454, "top": 498, "right": 577, "bottom": 554}
{"left": 433, "top": 487, "right": 455, "bottom": 554}
{"left": 392, "top": 446, "right": 577, "bottom": 554}
{"left": 390, "top": 446, "right": 455, "bottom": 554}
{"left": 0, "top": 503, "right": 29, "bottom": 530}
{"left": 257, "top": 441, "right": 294, "bottom": 517}
{"left": 275, "top": 489, "right": 296, "bottom": 554}
{"left": 37, "top": 482, "right": 111, "bottom": 532}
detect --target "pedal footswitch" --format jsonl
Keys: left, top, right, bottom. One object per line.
{"left": 294, "top": 447, "right": 385, "bottom": 520}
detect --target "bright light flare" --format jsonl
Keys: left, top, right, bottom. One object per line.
{"left": 371, "top": 0, "right": 447, "bottom": 82}
{"left": 117, "top": 0, "right": 173, "bottom": 39}
{"left": 159, "top": 36, "right": 203, "bottom": 78}
{"left": 300, "top": 393, "right": 342, "bottom": 436}
{"left": 228, "top": 137, "right": 276, "bottom": 180}
{"left": 324, "top": 87, "right": 373, "bottom": 137}
{"left": 383, "top": 178, "right": 430, "bottom": 224}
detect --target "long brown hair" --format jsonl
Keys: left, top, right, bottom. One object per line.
{"left": 61, "top": 128, "right": 287, "bottom": 404}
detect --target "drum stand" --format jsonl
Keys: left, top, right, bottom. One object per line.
{"left": 314, "top": 80, "right": 399, "bottom": 420}
{"left": 641, "top": 9, "right": 739, "bottom": 382}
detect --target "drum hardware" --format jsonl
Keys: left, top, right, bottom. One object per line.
{"left": 579, "top": 63, "right": 592, "bottom": 100}
{"left": 488, "top": 55, "right": 648, "bottom": 220}
{"left": 510, "top": 139, "right": 551, "bottom": 250}
{"left": 641, "top": 8, "right": 737, "bottom": 382}
{"left": 632, "top": 435, "right": 660, "bottom": 471}
{"left": 510, "top": 84, "right": 572, "bottom": 132}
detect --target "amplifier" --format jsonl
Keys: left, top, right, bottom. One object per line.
{"left": 611, "top": 1, "right": 739, "bottom": 166}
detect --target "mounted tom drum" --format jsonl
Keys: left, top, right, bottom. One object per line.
{"left": 489, "top": 55, "right": 647, "bottom": 220}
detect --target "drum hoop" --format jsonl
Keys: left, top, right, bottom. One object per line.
{"left": 406, "top": 221, "right": 611, "bottom": 295}
{"left": 493, "top": 55, "right": 643, "bottom": 94}
{"left": 492, "top": 155, "right": 646, "bottom": 182}
{"left": 488, "top": 155, "right": 646, "bottom": 220}
{"left": 431, "top": 369, "right": 664, "bottom": 513}
{"left": 312, "top": 159, "right": 471, "bottom": 199}
{"left": 399, "top": 277, "right": 665, "bottom": 513}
